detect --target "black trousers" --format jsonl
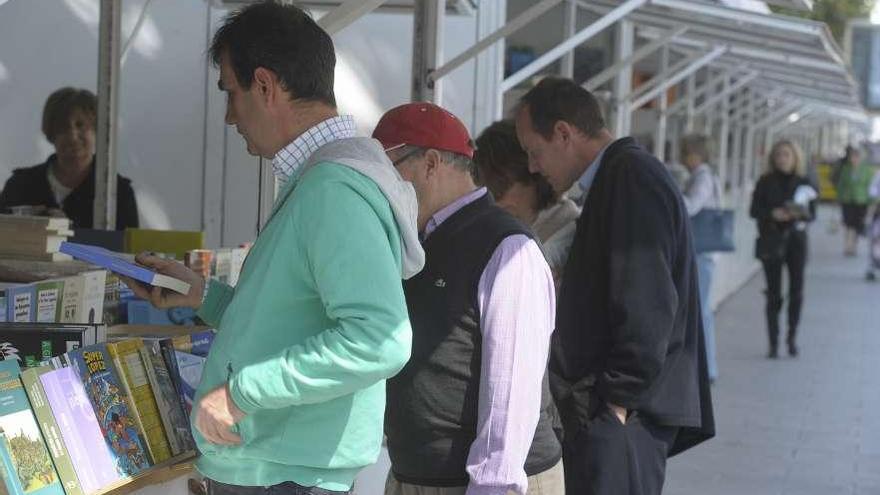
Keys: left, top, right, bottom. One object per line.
{"left": 207, "top": 479, "right": 348, "bottom": 495}
{"left": 761, "top": 231, "right": 808, "bottom": 346}
{"left": 561, "top": 406, "right": 678, "bottom": 495}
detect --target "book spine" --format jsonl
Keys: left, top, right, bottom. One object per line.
{"left": 137, "top": 347, "right": 182, "bottom": 456}
{"left": 20, "top": 369, "right": 84, "bottom": 495}
{"left": 105, "top": 345, "right": 154, "bottom": 465}
{"left": 159, "top": 342, "right": 187, "bottom": 416}
{"left": 109, "top": 343, "right": 173, "bottom": 464}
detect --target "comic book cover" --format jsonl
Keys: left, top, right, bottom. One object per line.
{"left": 66, "top": 345, "right": 152, "bottom": 477}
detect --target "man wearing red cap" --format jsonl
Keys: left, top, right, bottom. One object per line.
{"left": 373, "top": 102, "right": 564, "bottom": 495}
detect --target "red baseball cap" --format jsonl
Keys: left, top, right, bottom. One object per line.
{"left": 372, "top": 102, "right": 475, "bottom": 159}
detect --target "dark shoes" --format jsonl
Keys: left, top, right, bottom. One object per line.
{"left": 768, "top": 338, "right": 798, "bottom": 358}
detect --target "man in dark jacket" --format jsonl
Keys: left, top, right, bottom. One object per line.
{"left": 515, "top": 77, "right": 714, "bottom": 495}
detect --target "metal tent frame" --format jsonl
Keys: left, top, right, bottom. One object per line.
{"left": 92, "top": 0, "right": 868, "bottom": 228}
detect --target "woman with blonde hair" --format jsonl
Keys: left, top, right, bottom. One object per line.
{"left": 750, "top": 140, "right": 817, "bottom": 358}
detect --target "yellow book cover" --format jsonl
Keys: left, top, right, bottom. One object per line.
{"left": 123, "top": 229, "right": 204, "bottom": 260}
{"left": 107, "top": 339, "right": 173, "bottom": 464}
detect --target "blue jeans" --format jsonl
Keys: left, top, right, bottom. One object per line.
{"left": 207, "top": 479, "right": 349, "bottom": 495}
{"left": 696, "top": 254, "right": 718, "bottom": 381}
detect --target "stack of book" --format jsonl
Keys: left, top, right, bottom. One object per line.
{"left": 0, "top": 324, "right": 214, "bottom": 495}
{"left": 0, "top": 215, "right": 74, "bottom": 262}
{"left": 0, "top": 271, "right": 108, "bottom": 325}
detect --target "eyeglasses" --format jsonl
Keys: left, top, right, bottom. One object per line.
{"left": 391, "top": 148, "right": 424, "bottom": 168}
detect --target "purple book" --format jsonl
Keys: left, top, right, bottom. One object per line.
{"left": 40, "top": 368, "right": 124, "bottom": 495}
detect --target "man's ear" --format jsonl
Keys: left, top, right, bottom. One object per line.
{"left": 253, "top": 67, "right": 278, "bottom": 105}
{"left": 554, "top": 120, "right": 573, "bottom": 145}
{"left": 423, "top": 149, "right": 443, "bottom": 180}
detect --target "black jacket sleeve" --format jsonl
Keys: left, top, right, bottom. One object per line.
{"left": 115, "top": 177, "right": 140, "bottom": 230}
{"left": 596, "top": 157, "right": 680, "bottom": 409}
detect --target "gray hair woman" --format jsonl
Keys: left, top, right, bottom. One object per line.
{"left": 680, "top": 134, "right": 722, "bottom": 382}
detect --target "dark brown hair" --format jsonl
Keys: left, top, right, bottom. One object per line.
{"left": 42, "top": 87, "right": 97, "bottom": 142}
{"left": 518, "top": 77, "right": 606, "bottom": 140}
{"left": 210, "top": 1, "right": 336, "bottom": 107}
{"left": 474, "top": 120, "right": 556, "bottom": 211}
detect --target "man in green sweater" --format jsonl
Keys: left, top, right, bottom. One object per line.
{"left": 122, "top": 3, "right": 424, "bottom": 494}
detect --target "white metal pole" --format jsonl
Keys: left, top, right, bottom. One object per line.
{"left": 412, "top": 0, "right": 445, "bottom": 104}
{"left": 502, "top": 0, "right": 646, "bottom": 92}
{"left": 612, "top": 20, "right": 634, "bottom": 136}
{"left": 561, "top": 0, "right": 577, "bottom": 79}
{"left": 654, "top": 45, "right": 670, "bottom": 161}
{"left": 474, "top": 0, "right": 507, "bottom": 128}
{"left": 583, "top": 26, "right": 688, "bottom": 92}
{"left": 685, "top": 73, "right": 696, "bottom": 132}
{"left": 95, "top": 0, "right": 121, "bottom": 230}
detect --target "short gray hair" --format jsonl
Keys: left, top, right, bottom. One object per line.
{"left": 399, "top": 145, "right": 475, "bottom": 176}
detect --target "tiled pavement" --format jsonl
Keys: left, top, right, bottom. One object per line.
{"left": 665, "top": 209, "right": 880, "bottom": 495}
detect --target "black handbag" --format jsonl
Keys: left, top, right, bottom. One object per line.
{"left": 755, "top": 229, "right": 789, "bottom": 261}
{"left": 691, "top": 208, "right": 736, "bottom": 253}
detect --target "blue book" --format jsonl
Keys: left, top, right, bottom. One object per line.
{"left": 1, "top": 286, "right": 36, "bottom": 323}
{"left": 58, "top": 243, "right": 190, "bottom": 295}
{"left": 0, "top": 360, "right": 64, "bottom": 495}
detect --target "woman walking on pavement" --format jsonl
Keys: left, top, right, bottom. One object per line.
{"left": 750, "top": 140, "right": 818, "bottom": 359}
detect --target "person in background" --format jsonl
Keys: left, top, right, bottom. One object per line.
{"left": 374, "top": 103, "right": 563, "bottom": 495}
{"left": 836, "top": 146, "right": 873, "bottom": 256}
{"left": 472, "top": 120, "right": 581, "bottom": 279}
{"left": 865, "top": 168, "right": 880, "bottom": 282}
{"left": 121, "top": 3, "right": 424, "bottom": 494}
{"left": 750, "top": 140, "right": 817, "bottom": 359}
{"left": 0, "top": 87, "right": 139, "bottom": 229}
{"left": 679, "top": 134, "right": 722, "bottom": 384}
{"left": 515, "top": 77, "right": 714, "bottom": 495}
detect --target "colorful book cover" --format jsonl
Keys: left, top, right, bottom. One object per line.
{"left": 138, "top": 341, "right": 194, "bottom": 455}
{"left": 34, "top": 282, "right": 64, "bottom": 325}
{"left": 19, "top": 367, "right": 83, "bottom": 495}
{"left": 106, "top": 341, "right": 172, "bottom": 465}
{"left": 1, "top": 286, "right": 35, "bottom": 324}
{"left": 0, "top": 360, "right": 63, "bottom": 495}
{"left": 39, "top": 367, "right": 123, "bottom": 494}
{"left": 66, "top": 345, "right": 151, "bottom": 477}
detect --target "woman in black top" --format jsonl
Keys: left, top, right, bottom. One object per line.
{"left": 750, "top": 140, "right": 817, "bottom": 358}
{"left": 0, "top": 87, "right": 139, "bottom": 230}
